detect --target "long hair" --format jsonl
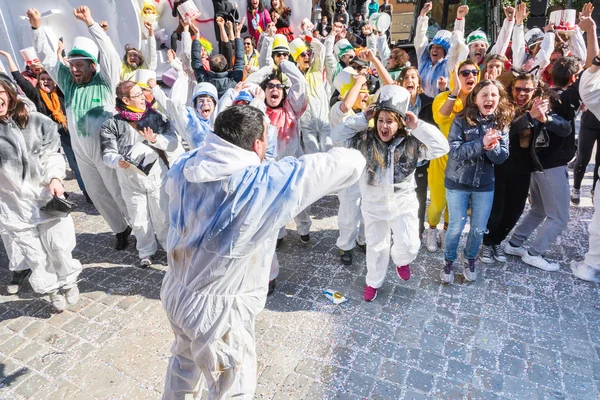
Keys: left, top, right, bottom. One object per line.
{"left": 248, "top": 0, "right": 265, "bottom": 12}
{"left": 0, "top": 80, "right": 29, "bottom": 129}
{"left": 398, "top": 66, "right": 424, "bottom": 95}
{"left": 369, "top": 109, "right": 408, "bottom": 168}
{"left": 270, "top": 0, "right": 286, "bottom": 15}
{"left": 505, "top": 71, "right": 550, "bottom": 118}
{"left": 460, "top": 80, "right": 514, "bottom": 132}
{"left": 481, "top": 54, "right": 508, "bottom": 76}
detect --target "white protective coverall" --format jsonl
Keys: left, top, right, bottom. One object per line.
{"left": 120, "top": 35, "right": 158, "bottom": 81}
{"left": 331, "top": 113, "right": 449, "bottom": 288}
{"left": 161, "top": 132, "right": 365, "bottom": 399}
{"left": 245, "top": 61, "right": 312, "bottom": 240}
{"left": 330, "top": 101, "right": 366, "bottom": 251}
{"left": 512, "top": 26, "right": 555, "bottom": 73}
{"left": 31, "top": 24, "right": 129, "bottom": 234}
{"left": 0, "top": 112, "right": 82, "bottom": 293}
{"left": 100, "top": 109, "right": 178, "bottom": 259}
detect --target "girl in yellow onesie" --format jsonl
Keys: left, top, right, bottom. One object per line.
{"left": 426, "top": 59, "right": 480, "bottom": 252}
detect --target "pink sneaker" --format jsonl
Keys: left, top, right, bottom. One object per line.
{"left": 397, "top": 265, "right": 411, "bottom": 281}
{"left": 364, "top": 285, "right": 378, "bottom": 302}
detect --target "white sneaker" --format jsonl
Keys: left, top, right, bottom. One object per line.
{"left": 426, "top": 228, "right": 439, "bottom": 252}
{"left": 571, "top": 261, "right": 600, "bottom": 283}
{"left": 63, "top": 284, "right": 80, "bottom": 305}
{"left": 49, "top": 291, "right": 67, "bottom": 312}
{"left": 504, "top": 242, "right": 527, "bottom": 257}
{"left": 140, "top": 257, "right": 153, "bottom": 268}
{"left": 439, "top": 229, "right": 446, "bottom": 250}
{"left": 522, "top": 252, "right": 560, "bottom": 272}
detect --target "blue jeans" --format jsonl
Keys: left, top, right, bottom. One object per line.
{"left": 62, "top": 141, "right": 86, "bottom": 193}
{"left": 444, "top": 188, "right": 494, "bottom": 261}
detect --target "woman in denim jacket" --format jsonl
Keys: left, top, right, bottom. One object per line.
{"left": 441, "top": 80, "right": 514, "bottom": 283}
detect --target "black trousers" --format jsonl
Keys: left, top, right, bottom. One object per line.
{"left": 573, "top": 110, "right": 600, "bottom": 192}
{"left": 483, "top": 168, "right": 531, "bottom": 246}
{"left": 415, "top": 162, "right": 429, "bottom": 237}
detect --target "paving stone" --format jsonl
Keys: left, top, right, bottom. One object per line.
{"left": 444, "top": 340, "right": 469, "bottom": 362}
{"left": 563, "top": 373, "right": 599, "bottom": 398}
{"left": 527, "top": 363, "right": 562, "bottom": 391}
{"left": 13, "top": 373, "right": 48, "bottom": 398}
{"left": 561, "top": 353, "right": 593, "bottom": 376}
{"left": 433, "top": 377, "right": 467, "bottom": 399}
{"left": 470, "top": 348, "right": 498, "bottom": 371}
{"left": 380, "top": 359, "right": 407, "bottom": 385}
{"left": 370, "top": 380, "right": 401, "bottom": 400}
{"left": 474, "top": 368, "right": 503, "bottom": 392}
{"left": 345, "top": 371, "right": 375, "bottom": 397}
{"left": 498, "top": 354, "right": 526, "bottom": 377}
{"left": 418, "top": 351, "right": 446, "bottom": 374}
{"left": 405, "top": 368, "right": 435, "bottom": 393}
{"left": 502, "top": 339, "right": 527, "bottom": 359}
{"left": 446, "top": 359, "right": 474, "bottom": 383}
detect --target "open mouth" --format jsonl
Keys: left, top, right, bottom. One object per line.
{"left": 465, "top": 79, "right": 476, "bottom": 88}
{"left": 406, "top": 84, "right": 415, "bottom": 92}
{"left": 483, "top": 102, "right": 495, "bottom": 113}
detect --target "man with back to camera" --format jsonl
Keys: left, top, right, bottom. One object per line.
{"left": 160, "top": 105, "right": 366, "bottom": 399}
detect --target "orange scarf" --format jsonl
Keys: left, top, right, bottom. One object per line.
{"left": 40, "top": 89, "right": 67, "bottom": 129}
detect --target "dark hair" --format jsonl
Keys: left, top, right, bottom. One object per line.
{"left": 210, "top": 54, "right": 228, "bottom": 73}
{"left": 551, "top": 56, "right": 581, "bottom": 88}
{"left": 460, "top": 80, "right": 514, "bottom": 131}
{"left": 248, "top": 0, "right": 265, "bottom": 12}
{"left": 505, "top": 71, "right": 553, "bottom": 117}
{"left": 481, "top": 54, "right": 508, "bottom": 73}
{"left": 214, "top": 105, "right": 266, "bottom": 151}
{"left": 260, "top": 71, "right": 287, "bottom": 106}
{"left": 0, "top": 80, "right": 29, "bottom": 128}
{"left": 398, "top": 66, "right": 423, "bottom": 94}
{"left": 243, "top": 35, "right": 256, "bottom": 48}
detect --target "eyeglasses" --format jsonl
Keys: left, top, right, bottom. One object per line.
{"left": 266, "top": 82, "right": 285, "bottom": 90}
{"left": 459, "top": 69, "right": 479, "bottom": 77}
{"left": 128, "top": 92, "right": 145, "bottom": 99}
{"left": 513, "top": 87, "right": 535, "bottom": 94}
{"left": 299, "top": 51, "right": 311, "bottom": 58}
{"left": 273, "top": 52, "right": 289, "bottom": 58}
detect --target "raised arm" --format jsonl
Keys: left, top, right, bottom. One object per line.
{"left": 280, "top": 60, "right": 308, "bottom": 117}
{"left": 330, "top": 111, "right": 368, "bottom": 145}
{"left": 362, "top": 49, "right": 394, "bottom": 86}
{"left": 489, "top": 6, "right": 515, "bottom": 57}
{"left": 511, "top": 3, "right": 528, "bottom": 69}
{"left": 142, "top": 21, "right": 158, "bottom": 71}
{"left": 410, "top": 118, "right": 450, "bottom": 160}
{"left": 28, "top": 8, "right": 68, "bottom": 88}
{"left": 414, "top": 2, "right": 432, "bottom": 63}
{"left": 307, "top": 35, "right": 325, "bottom": 73}
{"left": 578, "top": 11, "right": 598, "bottom": 68}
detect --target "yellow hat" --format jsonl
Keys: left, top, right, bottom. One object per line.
{"left": 272, "top": 34, "right": 290, "bottom": 54}
{"left": 289, "top": 38, "right": 309, "bottom": 61}
{"left": 333, "top": 67, "right": 359, "bottom": 98}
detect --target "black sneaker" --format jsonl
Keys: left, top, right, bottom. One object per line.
{"left": 355, "top": 241, "right": 366, "bottom": 253}
{"left": 268, "top": 279, "right": 276, "bottom": 296}
{"left": 276, "top": 238, "right": 284, "bottom": 250}
{"left": 7, "top": 270, "right": 31, "bottom": 295}
{"left": 300, "top": 234, "right": 310, "bottom": 244}
{"left": 115, "top": 226, "right": 132, "bottom": 250}
{"left": 340, "top": 249, "right": 353, "bottom": 265}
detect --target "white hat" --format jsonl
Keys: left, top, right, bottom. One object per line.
{"left": 524, "top": 28, "right": 544, "bottom": 48}
{"left": 191, "top": 82, "right": 218, "bottom": 104}
{"left": 369, "top": 12, "right": 391, "bottom": 33}
{"left": 375, "top": 85, "right": 410, "bottom": 119}
{"left": 333, "top": 66, "right": 359, "bottom": 98}
{"left": 466, "top": 30, "right": 489, "bottom": 47}
{"left": 334, "top": 39, "right": 355, "bottom": 60}
{"left": 134, "top": 69, "right": 157, "bottom": 89}
{"left": 68, "top": 36, "right": 99, "bottom": 64}
{"left": 549, "top": 9, "right": 577, "bottom": 31}
{"left": 20, "top": 47, "right": 41, "bottom": 66}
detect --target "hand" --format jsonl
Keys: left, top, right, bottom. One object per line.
{"left": 504, "top": 6, "right": 515, "bottom": 21}
{"left": 57, "top": 40, "right": 64, "bottom": 53}
{"left": 271, "top": 11, "right": 280, "bottom": 21}
{"left": 252, "top": 87, "right": 265, "bottom": 101}
{"left": 26, "top": 8, "right": 41, "bottom": 29}
{"left": 544, "top": 23, "right": 554, "bottom": 33}
{"left": 140, "top": 127, "right": 158, "bottom": 143}
{"left": 437, "top": 76, "right": 448, "bottom": 92}
{"left": 404, "top": 111, "right": 419, "bottom": 130}
{"left": 267, "top": 22, "right": 277, "bottom": 36}
{"left": 482, "top": 128, "right": 500, "bottom": 150}
{"left": 235, "top": 17, "right": 246, "bottom": 36}
{"left": 99, "top": 21, "right": 109, "bottom": 32}
{"left": 529, "top": 98, "right": 549, "bottom": 123}
{"left": 73, "top": 6, "right": 94, "bottom": 26}
{"left": 189, "top": 21, "right": 199, "bottom": 36}
{"left": 118, "top": 160, "right": 131, "bottom": 169}
{"left": 244, "top": 64, "right": 253, "bottom": 74}
{"left": 362, "top": 23, "right": 373, "bottom": 36}
{"left": 331, "top": 22, "right": 343, "bottom": 36}
{"left": 226, "top": 20, "right": 233, "bottom": 31}
{"left": 363, "top": 103, "right": 376, "bottom": 121}
{"left": 144, "top": 20, "right": 154, "bottom": 35}
{"left": 216, "top": 16, "right": 225, "bottom": 26}
{"left": 234, "top": 81, "right": 245, "bottom": 93}
{"left": 48, "top": 178, "right": 64, "bottom": 197}
{"left": 0, "top": 50, "right": 10, "bottom": 59}
{"left": 581, "top": 2, "right": 594, "bottom": 18}
{"left": 234, "top": 2, "right": 238, "bottom": 9}
{"left": 451, "top": 68, "right": 461, "bottom": 96}
{"left": 358, "top": 49, "right": 375, "bottom": 62}
{"left": 167, "top": 49, "right": 176, "bottom": 63}
{"left": 456, "top": 5, "right": 469, "bottom": 19}
{"left": 484, "top": 70, "right": 499, "bottom": 81}
{"left": 420, "top": 2, "right": 433, "bottom": 18}
{"left": 147, "top": 78, "right": 157, "bottom": 89}
{"left": 355, "top": 73, "right": 368, "bottom": 86}
{"left": 515, "top": 3, "right": 528, "bottom": 25}
{"left": 579, "top": 15, "right": 596, "bottom": 32}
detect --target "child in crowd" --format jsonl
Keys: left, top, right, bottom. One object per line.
{"left": 270, "top": 0, "right": 294, "bottom": 42}
{"left": 441, "top": 80, "right": 513, "bottom": 283}
{"left": 247, "top": 0, "right": 272, "bottom": 43}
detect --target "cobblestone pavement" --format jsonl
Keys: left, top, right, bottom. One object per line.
{"left": 0, "top": 165, "right": 598, "bottom": 400}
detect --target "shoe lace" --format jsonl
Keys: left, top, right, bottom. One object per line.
{"left": 494, "top": 245, "right": 505, "bottom": 257}
{"left": 444, "top": 260, "right": 453, "bottom": 274}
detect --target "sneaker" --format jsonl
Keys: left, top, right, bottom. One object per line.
{"left": 439, "top": 229, "right": 446, "bottom": 250}
{"left": 7, "top": 270, "right": 31, "bottom": 295}
{"left": 463, "top": 259, "right": 477, "bottom": 282}
{"left": 340, "top": 249, "right": 353, "bottom": 265}
{"left": 140, "top": 257, "right": 153, "bottom": 268}
{"left": 62, "top": 284, "right": 80, "bottom": 305}
{"left": 571, "top": 188, "right": 580, "bottom": 205}
{"left": 522, "top": 252, "right": 560, "bottom": 272}
{"left": 268, "top": 279, "right": 276, "bottom": 296}
{"left": 504, "top": 241, "right": 527, "bottom": 257}
{"left": 355, "top": 240, "right": 366, "bottom": 253}
{"left": 396, "top": 265, "right": 410, "bottom": 281}
{"left": 363, "top": 285, "right": 378, "bottom": 302}
{"left": 49, "top": 291, "right": 67, "bottom": 312}
{"left": 276, "top": 238, "right": 284, "bottom": 250}
{"left": 115, "top": 226, "right": 132, "bottom": 251}
{"left": 492, "top": 244, "right": 507, "bottom": 263}
{"left": 479, "top": 245, "right": 494, "bottom": 264}
{"left": 440, "top": 260, "right": 454, "bottom": 283}
{"left": 300, "top": 234, "right": 310, "bottom": 244}
{"left": 426, "top": 228, "right": 438, "bottom": 252}
{"left": 571, "top": 260, "right": 600, "bottom": 283}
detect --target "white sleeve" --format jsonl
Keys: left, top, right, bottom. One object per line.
{"left": 489, "top": 18, "right": 514, "bottom": 57}
{"left": 412, "top": 120, "right": 450, "bottom": 161}
{"left": 330, "top": 112, "right": 368, "bottom": 146}
{"left": 414, "top": 16, "right": 429, "bottom": 64}
{"left": 580, "top": 69, "right": 600, "bottom": 120}
{"left": 377, "top": 34, "right": 390, "bottom": 67}
{"left": 569, "top": 27, "right": 587, "bottom": 64}
{"left": 88, "top": 23, "right": 122, "bottom": 91}
{"left": 511, "top": 24, "right": 525, "bottom": 69}
{"left": 144, "top": 35, "right": 158, "bottom": 71}
{"left": 259, "top": 35, "right": 275, "bottom": 68}
{"left": 446, "top": 28, "right": 469, "bottom": 76}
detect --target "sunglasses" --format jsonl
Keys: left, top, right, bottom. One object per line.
{"left": 459, "top": 69, "right": 479, "bottom": 77}
{"left": 273, "top": 52, "right": 289, "bottom": 58}
{"left": 266, "top": 82, "right": 285, "bottom": 90}
{"left": 244, "top": 42, "right": 252, "bottom": 46}
{"left": 299, "top": 51, "right": 311, "bottom": 58}
{"left": 513, "top": 87, "right": 535, "bottom": 94}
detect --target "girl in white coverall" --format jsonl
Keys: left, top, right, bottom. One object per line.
{"left": 331, "top": 85, "right": 449, "bottom": 302}
{"left": 161, "top": 105, "right": 366, "bottom": 399}
{"left": 101, "top": 81, "right": 178, "bottom": 266}
{"left": 0, "top": 80, "right": 82, "bottom": 311}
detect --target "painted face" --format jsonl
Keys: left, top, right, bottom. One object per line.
{"left": 486, "top": 60, "right": 504, "bottom": 77}
{"left": 127, "top": 50, "right": 141, "bottom": 68}
{"left": 352, "top": 84, "right": 370, "bottom": 111}
{"left": 0, "top": 88, "right": 9, "bottom": 117}
{"left": 69, "top": 59, "right": 95, "bottom": 85}
{"left": 126, "top": 85, "right": 147, "bottom": 111}
{"left": 429, "top": 44, "right": 445, "bottom": 64}
{"left": 469, "top": 42, "right": 488, "bottom": 65}
{"left": 512, "top": 79, "right": 536, "bottom": 108}
{"left": 30, "top": 64, "right": 44, "bottom": 75}
{"left": 476, "top": 84, "right": 500, "bottom": 116}
{"left": 195, "top": 95, "right": 215, "bottom": 119}
{"left": 265, "top": 80, "right": 284, "bottom": 108}
{"left": 401, "top": 69, "right": 420, "bottom": 96}
{"left": 458, "top": 64, "right": 478, "bottom": 94}
{"left": 376, "top": 110, "right": 399, "bottom": 143}
{"left": 38, "top": 72, "right": 56, "bottom": 93}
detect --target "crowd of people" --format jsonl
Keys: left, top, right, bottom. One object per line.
{"left": 1, "top": 0, "right": 600, "bottom": 398}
